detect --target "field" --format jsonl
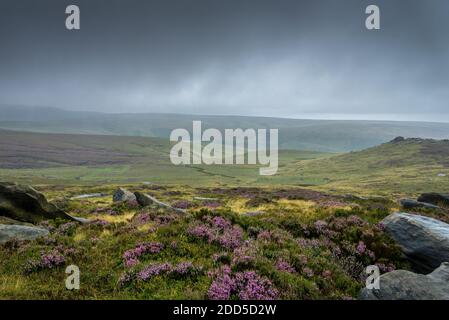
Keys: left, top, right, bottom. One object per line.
{"left": 2, "top": 129, "right": 449, "bottom": 196}
{"left": 0, "top": 183, "right": 414, "bottom": 299}
{"left": 0, "top": 129, "right": 330, "bottom": 187}
{"left": 1, "top": 128, "right": 449, "bottom": 300}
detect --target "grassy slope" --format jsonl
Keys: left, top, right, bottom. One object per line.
{"left": 2, "top": 130, "right": 449, "bottom": 196}
{"left": 293, "top": 138, "right": 449, "bottom": 196}
{"left": 0, "top": 129, "right": 329, "bottom": 187}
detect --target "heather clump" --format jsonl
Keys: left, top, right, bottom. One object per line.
{"left": 187, "top": 215, "right": 243, "bottom": 250}
{"left": 119, "top": 261, "right": 203, "bottom": 286}
{"left": 207, "top": 266, "right": 278, "bottom": 300}
{"left": 24, "top": 250, "right": 66, "bottom": 273}
{"left": 172, "top": 200, "right": 195, "bottom": 210}
{"left": 123, "top": 242, "right": 164, "bottom": 267}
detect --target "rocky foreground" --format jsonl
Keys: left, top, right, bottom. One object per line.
{"left": 1, "top": 182, "right": 449, "bottom": 300}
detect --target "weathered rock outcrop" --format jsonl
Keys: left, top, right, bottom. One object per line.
{"left": 134, "top": 192, "right": 185, "bottom": 213}
{"left": 134, "top": 192, "right": 154, "bottom": 207}
{"left": 113, "top": 188, "right": 136, "bottom": 202}
{"left": 0, "top": 224, "right": 49, "bottom": 244}
{"left": 0, "top": 182, "right": 77, "bottom": 224}
{"left": 359, "top": 262, "right": 449, "bottom": 300}
{"left": 382, "top": 212, "right": 449, "bottom": 273}
{"left": 418, "top": 193, "right": 449, "bottom": 206}
{"left": 400, "top": 199, "right": 440, "bottom": 210}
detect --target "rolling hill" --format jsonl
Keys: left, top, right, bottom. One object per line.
{"left": 3, "top": 105, "right": 449, "bottom": 152}
{"left": 292, "top": 137, "right": 449, "bottom": 196}
{"left": 1, "top": 128, "right": 449, "bottom": 195}
{"left": 0, "top": 129, "right": 327, "bottom": 186}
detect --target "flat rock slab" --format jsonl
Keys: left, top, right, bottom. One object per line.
{"left": 359, "top": 262, "right": 449, "bottom": 300}
{"left": 0, "top": 224, "right": 49, "bottom": 244}
{"left": 70, "top": 193, "right": 108, "bottom": 200}
{"left": 382, "top": 212, "right": 449, "bottom": 273}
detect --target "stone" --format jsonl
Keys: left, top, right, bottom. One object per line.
{"left": 113, "top": 188, "right": 136, "bottom": 202}
{"left": 134, "top": 191, "right": 154, "bottom": 207}
{"left": 0, "top": 182, "right": 77, "bottom": 224}
{"left": 400, "top": 199, "right": 440, "bottom": 210}
{"left": 0, "top": 224, "right": 49, "bottom": 244}
{"left": 359, "top": 262, "right": 449, "bottom": 300}
{"left": 134, "top": 192, "right": 185, "bottom": 213}
{"left": 70, "top": 193, "right": 108, "bottom": 200}
{"left": 417, "top": 193, "right": 449, "bottom": 206}
{"left": 382, "top": 212, "right": 449, "bottom": 273}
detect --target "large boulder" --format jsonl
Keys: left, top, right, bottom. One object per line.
{"left": 359, "top": 262, "right": 449, "bottom": 300}
{"left": 134, "top": 192, "right": 154, "bottom": 207}
{"left": 417, "top": 193, "right": 449, "bottom": 206}
{"left": 382, "top": 212, "right": 449, "bottom": 273}
{"left": 113, "top": 188, "right": 136, "bottom": 202}
{"left": 0, "top": 182, "right": 76, "bottom": 224}
{"left": 400, "top": 199, "right": 440, "bottom": 210}
{"left": 0, "top": 224, "right": 49, "bottom": 244}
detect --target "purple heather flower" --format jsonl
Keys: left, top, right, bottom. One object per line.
{"left": 275, "top": 259, "right": 296, "bottom": 273}
{"left": 138, "top": 263, "right": 172, "bottom": 281}
{"left": 25, "top": 249, "right": 66, "bottom": 272}
{"left": 187, "top": 224, "right": 215, "bottom": 243}
{"left": 347, "top": 215, "right": 365, "bottom": 226}
{"left": 232, "top": 242, "right": 257, "bottom": 267}
{"left": 208, "top": 266, "right": 278, "bottom": 300}
{"left": 208, "top": 266, "right": 235, "bottom": 300}
{"left": 172, "top": 200, "right": 194, "bottom": 209}
{"left": 211, "top": 216, "right": 232, "bottom": 230}
{"left": 172, "top": 262, "right": 195, "bottom": 276}
{"left": 123, "top": 242, "right": 164, "bottom": 267}
{"left": 356, "top": 241, "right": 367, "bottom": 254}
{"left": 133, "top": 213, "right": 151, "bottom": 225}
{"left": 217, "top": 226, "right": 243, "bottom": 250}
{"left": 234, "top": 271, "right": 278, "bottom": 300}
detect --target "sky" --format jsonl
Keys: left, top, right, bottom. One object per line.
{"left": 0, "top": 0, "right": 448, "bottom": 121}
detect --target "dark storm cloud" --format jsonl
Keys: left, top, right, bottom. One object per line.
{"left": 0, "top": 0, "right": 448, "bottom": 120}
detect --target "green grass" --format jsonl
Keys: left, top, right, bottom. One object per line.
{"left": 292, "top": 138, "right": 449, "bottom": 196}
{"left": 2, "top": 130, "right": 449, "bottom": 196}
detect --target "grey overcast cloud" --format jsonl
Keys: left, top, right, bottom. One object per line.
{"left": 0, "top": 0, "right": 448, "bottom": 121}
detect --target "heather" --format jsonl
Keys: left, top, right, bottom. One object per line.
{"left": 0, "top": 184, "right": 409, "bottom": 299}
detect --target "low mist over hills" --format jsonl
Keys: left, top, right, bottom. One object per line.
{"left": 2, "top": 106, "right": 449, "bottom": 152}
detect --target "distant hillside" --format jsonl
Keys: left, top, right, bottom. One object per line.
{"left": 292, "top": 137, "right": 449, "bottom": 195}
{"left": 2, "top": 129, "right": 449, "bottom": 194}
{"left": 2, "top": 106, "right": 449, "bottom": 152}
{"left": 0, "top": 129, "right": 168, "bottom": 169}
{"left": 0, "top": 129, "right": 326, "bottom": 186}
